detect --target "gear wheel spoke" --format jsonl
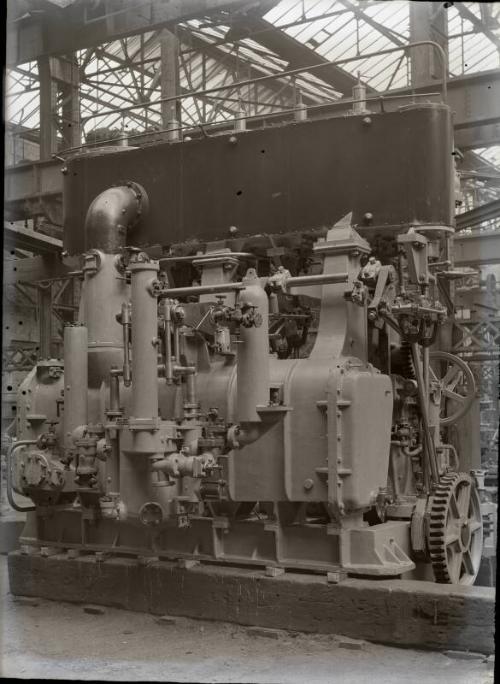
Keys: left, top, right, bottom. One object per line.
{"left": 427, "top": 472, "right": 483, "bottom": 585}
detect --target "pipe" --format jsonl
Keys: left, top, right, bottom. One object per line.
{"left": 402, "top": 444, "right": 423, "bottom": 458}
{"left": 6, "top": 440, "right": 37, "bottom": 512}
{"left": 237, "top": 269, "right": 269, "bottom": 423}
{"left": 163, "top": 306, "right": 173, "bottom": 385}
{"left": 129, "top": 259, "right": 160, "bottom": 419}
{"left": 121, "top": 302, "right": 132, "bottom": 387}
{"left": 106, "top": 368, "right": 121, "bottom": 495}
{"left": 84, "top": 182, "right": 148, "bottom": 253}
{"left": 63, "top": 324, "right": 88, "bottom": 451}
{"left": 159, "top": 282, "right": 245, "bottom": 299}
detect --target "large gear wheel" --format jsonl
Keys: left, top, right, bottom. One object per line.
{"left": 427, "top": 472, "right": 483, "bottom": 585}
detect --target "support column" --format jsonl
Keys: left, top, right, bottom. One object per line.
{"left": 409, "top": 2, "right": 448, "bottom": 87}
{"left": 160, "top": 29, "right": 182, "bottom": 133}
{"left": 37, "top": 57, "right": 58, "bottom": 160}
{"left": 37, "top": 54, "right": 81, "bottom": 158}
{"left": 37, "top": 284, "right": 53, "bottom": 359}
{"left": 59, "top": 55, "right": 81, "bottom": 149}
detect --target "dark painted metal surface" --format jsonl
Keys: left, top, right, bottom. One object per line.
{"left": 63, "top": 104, "right": 454, "bottom": 254}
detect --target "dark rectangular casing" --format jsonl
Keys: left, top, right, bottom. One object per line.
{"left": 63, "top": 103, "right": 454, "bottom": 254}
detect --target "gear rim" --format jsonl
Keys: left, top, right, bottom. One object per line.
{"left": 427, "top": 472, "right": 483, "bottom": 585}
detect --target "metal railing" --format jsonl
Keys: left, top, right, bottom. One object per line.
{"left": 56, "top": 40, "right": 448, "bottom": 156}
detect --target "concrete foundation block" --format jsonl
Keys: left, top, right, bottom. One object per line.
{"left": 7, "top": 551, "right": 495, "bottom": 654}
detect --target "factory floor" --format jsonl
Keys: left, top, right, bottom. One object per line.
{"left": 0, "top": 555, "right": 494, "bottom": 683}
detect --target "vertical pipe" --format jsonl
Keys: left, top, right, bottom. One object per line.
{"left": 129, "top": 261, "right": 160, "bottom": 419}
{"left": 121, "top": 302, "right": 132, "bottom": 386}
{"left": 63, "top": 324, "right": 88, "bottom": 449}
{"left": 164, "top": 305, "right": 173, "bottom": 384}
{"left": 352, "top": 75, "right": 367, "bottom": 115}
{"left": 106, "top": 369, "right": 121, "bottom": 495}
{"left": 237, "top": 269, "right": 269, "bottom": 423}
{"left": 38, "top": 285, "right": 53, "bottom": 359}
{"left": 422, "top": 345, "right": 429, "bottom": 414}
{"left": 411, "top": 342, "right": 439, "bottom": 486}
{"left": 294, "top": 91, "right": 307, "bottom": 122}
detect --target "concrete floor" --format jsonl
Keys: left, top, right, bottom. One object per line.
{"left": 0, "top": 555, "right": 494, "bottom": 683}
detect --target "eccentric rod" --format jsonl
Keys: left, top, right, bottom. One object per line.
{"left": 159, "top": 283, "right": 245, "bottom": 298}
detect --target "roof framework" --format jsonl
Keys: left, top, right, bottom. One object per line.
{"left": 5, "top": 0, "right": 500, "bottom": 222}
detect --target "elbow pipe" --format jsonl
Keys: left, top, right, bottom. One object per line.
{"left": 84, "top": 181, "right": 149, "bottom": 253}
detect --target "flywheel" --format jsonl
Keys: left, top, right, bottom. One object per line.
{"left": 427, "top": 472, "right": 483, "bottom": 585}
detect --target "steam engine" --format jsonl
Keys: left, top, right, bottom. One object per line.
{"left": 9, "top": 101, "right": 483, "bottom": 585}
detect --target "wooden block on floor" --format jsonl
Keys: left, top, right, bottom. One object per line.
{"left": 12, "top": 596, "right": 39, "bottom": 607}
{"left": 40, "top": 546, "right": 60, "bottom": 558}
{"left": 247, "top": 626, "right": 283, "bottom": 639}
{"left": 338, "top": 637, "right": 366, "bottom": 650}
{"left": 83, "top": 605, "right": 106, "bottom": 615}
{"left": 443, "top": 650, "right": 486, "bottom": 661}
{"left": 327, "top": 570, "right": 348, "bottom": 584}
{"left": 155, "top": 615, "right": 177, "bottom": 625}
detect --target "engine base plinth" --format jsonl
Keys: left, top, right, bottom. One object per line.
{"left": 8, "top": 550, "right": 494, "bottom": 654}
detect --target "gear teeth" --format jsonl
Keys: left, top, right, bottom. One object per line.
{"left": 425, "top": 472, "right": 482, "bottom": 585}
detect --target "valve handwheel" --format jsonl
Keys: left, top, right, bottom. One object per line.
{"left": 428, "top": 351, "right": 476, "bottom": 427}
{"left": 427, "top": 472, "right": 483, "bottom": 585}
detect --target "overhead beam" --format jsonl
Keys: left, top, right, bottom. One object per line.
{"left": 6, "top": 0, "right": 250, "bottom": 66}
{"left": 454, "top": 229, "right": 500, "bottom": 267}
{"left": 455, "top": 199, "right": 500, "bottom": 231}
{"left": 3, "top": 223, "right": 62, "bottom": 255}
{"left": 455, "top": 123, "right": 500, "bottom": 151}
